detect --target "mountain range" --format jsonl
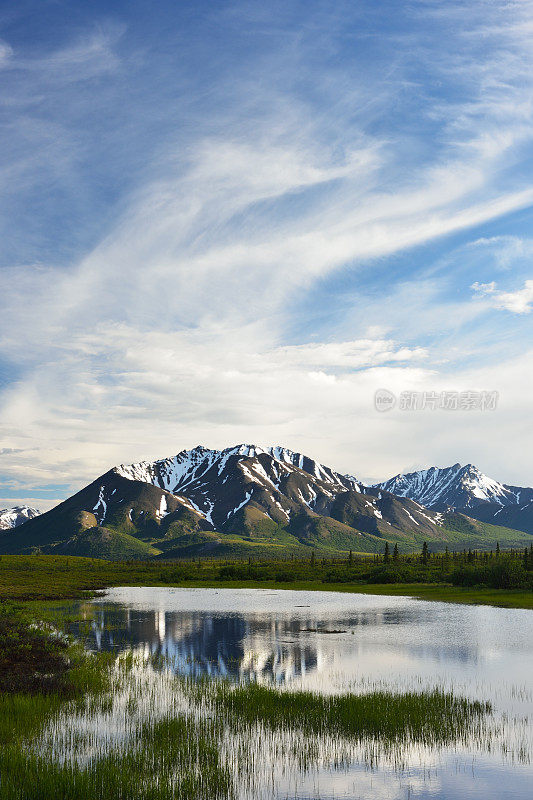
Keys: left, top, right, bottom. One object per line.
{"left": 1, "top": 445, "right": 531, "bottom": 560}
{"left": 374, "top": 463, "right": 533, "bottom": 534}
{"left": 0, "top": 506, "right": 41, "bottom": 530}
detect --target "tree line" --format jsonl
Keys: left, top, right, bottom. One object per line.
{"left": 162, "top": 543, "right": 533, "bottom": 590}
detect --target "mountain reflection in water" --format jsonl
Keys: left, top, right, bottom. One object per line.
{"left": 72, "top": 592, "right": 493, "bottom": 683}
{"left": 82, "top": 608, "right": 324, "bottom": 681}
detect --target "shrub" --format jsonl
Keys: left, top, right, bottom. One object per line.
{"left": 162, "top": 567, "right": 196, "bottom": 582}
{"left": 449, "top": 566, "right": 488, "bottom": 587}
{"left": 450, "top": 561, "right": 533, "bottom": 590}
{"left": 274, "top": 571, "right": 295, "bottom": 583}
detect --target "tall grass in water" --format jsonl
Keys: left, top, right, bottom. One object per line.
{"left": 204, "top": 682, "right": 492, "bottom": 748}
{"left": 0, "top": 715, "right": 233, "bottom": 800}
{"left": 0, "top": 608, "right": 497, "bottom": 800}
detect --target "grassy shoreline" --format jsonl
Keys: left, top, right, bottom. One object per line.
{"left": 0, "top": 554, "right": 532, "bottom": 608}
{"left": 0, "top": 555, "right": 528, "bottom": 798}
{"left": 142, "top": 579, "right": 533, "bottom": 608}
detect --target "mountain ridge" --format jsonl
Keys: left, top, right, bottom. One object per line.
{"left": 373, "top": 463, "right": 533, "bottom": 534}
{"left": 0, "top": 506, "right": 41, "bottom": 530}
{"left": 2, "top": 446, "right": 531, "bottom": 559}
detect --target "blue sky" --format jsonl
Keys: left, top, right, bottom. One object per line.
{"left": 1, "top": 0, "right": 533, "bottom": 509}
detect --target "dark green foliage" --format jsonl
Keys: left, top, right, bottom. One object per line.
{"left": 0, "top": 607, "right": 70, "bottom": 694}
{"left": 0, "top": 604, "right": 113, "bottom": 698}
{"left": 274, "top": 570, "right": 296, "bottom": 583}
{"left": 450, "top": 560, "right": 533, "bottom": 590}
{"left": 363, "top": 565, "right": 437, "bottom": 584}
{"left": 0, "top": 552, "right": 532, "bottom": 609}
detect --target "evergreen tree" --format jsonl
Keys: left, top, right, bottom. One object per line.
{"left": 348, "top": 549, "right": 353, "bottom": 567}
{"left": 496, "top": 541, "right": 500, "bottom": 556}
{"left": 384, "top": 542, "right": 390, "bottom": 564}
{"left": 421, "top": 541, "right": 429, "bottom": 565}
{"left": 393, "top": 543, "right": 399, "bottom": 562}
{"left": 310, "top": 551, "right": 316, "bottom": 567}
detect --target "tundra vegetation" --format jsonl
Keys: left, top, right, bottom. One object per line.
{"left": 1, "top": 545, "right": 532, "bottom": 607}
{"left": 0, "top": 547, "right": 530, "bottom": 798}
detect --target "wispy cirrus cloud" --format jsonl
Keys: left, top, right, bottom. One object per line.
{"left": 1, "top": 0, "right": 533, "bottom": 500}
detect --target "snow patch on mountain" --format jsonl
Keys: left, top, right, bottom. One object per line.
{"left": 374, "top": 463, "right": 523, "bottom": 511}
{"left": 0, "top": 506, "right": 41, "bottom": 530}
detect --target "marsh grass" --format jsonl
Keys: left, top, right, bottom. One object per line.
{"left": 0, "top": 718, "right": 232, "bottom": 800}
{"left": 200, "top": 681, "right": 492, "bottom": 748}
{"left": 0, "top": 715, "right": 233, "bottom": 800}
{"left": 0, "top": 598, "right": 524, "bottom": 800}
{"left": 0, "top": 646, "right": 511, "bottom": 800}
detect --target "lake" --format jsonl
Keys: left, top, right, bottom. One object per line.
{"left": 53, "top": 587, "right": 533, "bottom": 799}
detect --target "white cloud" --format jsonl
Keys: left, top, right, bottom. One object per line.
{"left": 471, "top": 281, "right": 496, "bottom": 295}
{"left": 468, "top": 236, "right": 527, "bottom": 269}
{"left": 270, "top": 340, "right": 427, "bottom": 369}
{"left": 0, "top": 40, "right": 13, "bottom": 66}
{"left": 2, "top": 1, "right": 533, "bottom": 500}
{"left": 472, "top": 279, "right": 533, "bottom": 313}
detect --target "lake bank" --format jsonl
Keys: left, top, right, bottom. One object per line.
{"left": 1, "top": 579, "right": 532, "bottom": 799}
{"left": 1, "top": 554, "right": 532, "bottom": 608}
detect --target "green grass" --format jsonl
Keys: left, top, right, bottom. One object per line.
{"left": 1, "top": 553, "right": 532, "bottom": 608}
{"left": 206, "top": 682, "right": 491, "bottom": 747}
{"left": 0, "top": 715, "right": 233, "bottom": 800}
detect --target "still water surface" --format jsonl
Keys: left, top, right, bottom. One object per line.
{"left": 67, "top": 588, "right": 533, "bottom": 798}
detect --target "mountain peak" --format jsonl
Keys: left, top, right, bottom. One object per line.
{"left": 0, "top": 506, "right": 41, "bottom": 530}
{"left": 374, "top": 463, "right": 519, "bottom": 511}
{"left": 112, "top": 443, "right": 362, "bottom": 529}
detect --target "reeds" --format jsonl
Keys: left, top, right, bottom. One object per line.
{"left": 205, "top": 682, "right": 492, "bottom": 747}
{"left": 0, "top": 715, "right": 233, "bottom": 800}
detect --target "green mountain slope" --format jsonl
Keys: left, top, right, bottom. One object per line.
{"left": 2, "top": 445, "right": 532, "bottom": 559}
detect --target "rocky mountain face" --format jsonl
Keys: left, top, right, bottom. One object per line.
{"left": 374, "top": 463, "right": 533, "bottom": 534}
{"left": 113, "top": 444, "right": 364, "bottom": 530}
{"left": 0, "top": 506, "right": 41, "bottom": 530}
{"left": 1, "top": 446, "right": 530, "bottom": 559}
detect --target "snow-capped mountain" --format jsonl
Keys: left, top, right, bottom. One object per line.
{"left": 3, "top": 446, "right": 532, "bottom": 559}
{"left": 0, "top": 506, "right": 41, "bottom": 530}
{"left": 113, "top": 444, "right": 363, "bottom": 529}
{"left": 0, "top": 444, "right": 460, "bottom": 557}
{"left": 374, "top": 463, "right": 512, "bottom": 510}
{"left": 374, "top": 464, "right": 533, "bottom": 533}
